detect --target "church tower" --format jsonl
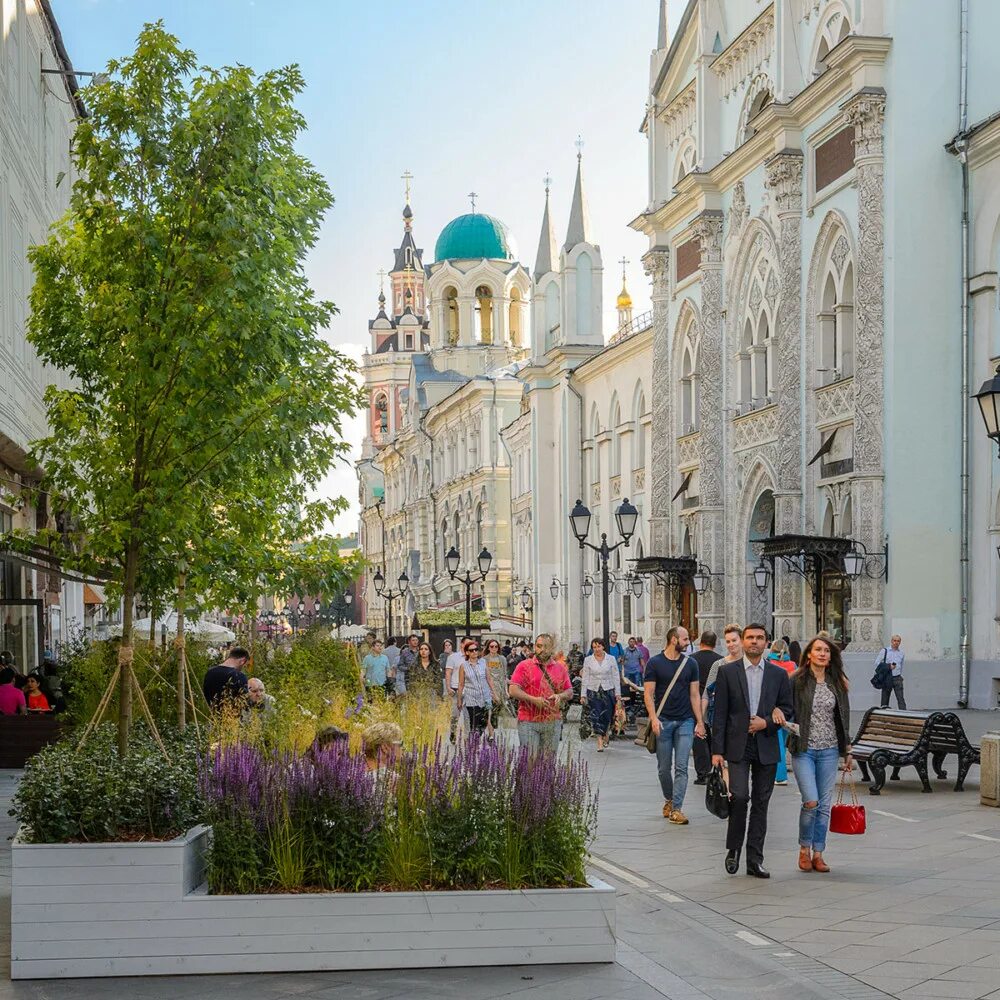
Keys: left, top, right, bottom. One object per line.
{"left": 532, "top": 177, "right": 561, "bottom": 356}
{"left": 560, "top": 143, "right": 603, "bottom": 347}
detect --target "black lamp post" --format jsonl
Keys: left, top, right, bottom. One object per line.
{"left": 520, "top": 585, "right": 533, "bottom": 628}
{"left": 975, "top": 365, "right": 1000, "bottom": 456}
{"left": 569, "top": 497, "right": 638, "bottom": 649}
{"left": 330, "top": 591, "right": 354, "bottom": 629}
{"left": 373, "top": 567, "right": 409, "bottom": 638}
{"left": 446, "top": 545, "right": 492, "bottom": 635}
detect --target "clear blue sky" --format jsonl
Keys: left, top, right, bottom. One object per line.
{"left": 52, "top": 0, "right": 673, "bottom": 536}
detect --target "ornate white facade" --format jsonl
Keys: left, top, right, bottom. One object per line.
{"left": 1, "top": 0, "right": 87, "bottom": 661}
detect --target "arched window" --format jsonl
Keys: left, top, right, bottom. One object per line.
{"left": 508, "top": 288, "right": 522, "bottom": 346}
{"left": 740, "top": 320, "right": 754, "bottom": 405}
{"left": 609, "top": 402, "right": 621, "bottom": 478}
{"left": 755, "top": 312, "right": 772, "bottom": 400}
{"left": 738, "top": 257, "right": 777, "bottom": 407}
{"left": 814, "top": 5, "right": 851, "bottom": 74}
{"left": 674, "top": 140, "right": 696, "bottom": 187}
{"left": 444, "top": 286, "right": 459, "bottom": 345}
{"left": 740, "top": 78, "right": 774, "bottom": 144}
{"left": 476, "top": 503, "right": 484, "bottom": 549}
{"left": 841, "top": 496, "right": 853, "bottom": 536}
{"left": 816, "top": 234, "right": 856, "bottom": 385}
{"left": 475, "top": 285, "right": 493, "bottom": 344}
{"left": 681, "top": 343, "right": 699, "bottom": 432}
{"left": 544, "top": 281, "right": 560, "bottom": 351}
{"left": 374, "top": 393, "right": 389, "bottom": 437}
{"left": 453, "top": 511, "right": 460, "bottom": 549}
{"left": 634, "top": 391, "right": 647, "bottom": 474}
{"left": 576, "top": 252, "right": 592, "bottom": 338}
{"left": 822, "top": 500, "right": 836, "bottom": 537}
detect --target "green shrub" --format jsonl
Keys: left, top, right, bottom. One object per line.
{"left": 11, "top": 724, "right": 204, "bottom": 843}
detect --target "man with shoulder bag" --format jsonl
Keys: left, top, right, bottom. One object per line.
{"left": 643, "top": 626, "right": 705, "bottom": 826}
{"left": 874, "top": 635, "right": 906, "bottom": 709}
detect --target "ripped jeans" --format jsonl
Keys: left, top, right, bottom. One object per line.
{"left": 791, "top": 746, "right": 840, "bottom": 852}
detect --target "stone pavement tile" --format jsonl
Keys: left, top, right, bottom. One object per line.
{"left": 857, "top": 975, "right": 935, "bottom": 995}
{"left": 904, "top": 939, "right": 1000, "bottom": 966}
{"left": 821, "top": 943, "right": 917, "bottom": 973}
{"left": 786, "top": 928, "right": 881, "bottom": 948}
{"left": 896, "top": 981, "right": 998, "bottom": 998}
{"left": 935, "top": 969, "right": 1000, "bottom": 988}
{"left": 862, "top": 925, "right": 968, "bottom": 950}
{"left": 862, "top": 961, "right": 961, "bottom": 981}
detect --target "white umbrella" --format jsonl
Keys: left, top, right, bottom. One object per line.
{"left": 334, "top": 624, "right": 369, "bottom": 640}
{"left": 111, "top": 612, "right": 236, "bottom": 642}
{"left": 488, "top": 619, "right": 533, "bottom": 638}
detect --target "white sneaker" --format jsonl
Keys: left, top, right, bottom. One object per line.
{"left": 775, "top": 779, "right": 788, "bottom": 786}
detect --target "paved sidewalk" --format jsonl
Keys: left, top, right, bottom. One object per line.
{"left": 0, "top": 711, "right": 996, "bottom": 999}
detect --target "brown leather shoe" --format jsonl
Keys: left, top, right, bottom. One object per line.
{"left": 798, "top": 848, "right": 812, "bottom": 872}
{"left": 662, "top": 802, "right": 673, "bottom": 818}
{"left": 668, "top": 808, "right": 689, "bottom": 825}
{"left": 812, "top": 854, "right": 830, "bottom": 873}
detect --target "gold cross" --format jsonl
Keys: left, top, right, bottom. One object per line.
{"left": 401, "top": 169, "right": 413, "bottom": 203}
{"left": 619, "top": 256, "right": 630, "bottom": 280}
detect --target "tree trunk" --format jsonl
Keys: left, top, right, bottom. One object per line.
{"left": 148, "top": 608, "right": 156, "bottom": 646}
{"left": 118, "top": 541, "right": 140, "bottom": 754}
{"left": 176, "top": 568, "right": 187, "bottom": 730}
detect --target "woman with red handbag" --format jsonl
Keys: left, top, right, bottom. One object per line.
{"left": 772, "top": 635, "right": 852, "bottom": 874}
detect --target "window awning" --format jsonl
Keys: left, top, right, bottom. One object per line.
{"left": 83, "top": 583, "right": 105, "bottom": 605}
{"left": 807, "top": 427, "right": 838, "bottom": 467}
{"left": 671, "top": 471, "right": 693, "bottom": 502}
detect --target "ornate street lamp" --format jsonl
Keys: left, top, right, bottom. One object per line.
{"left": 582, "top": 576, "right": 594, "bottom": 598}
{"left": 753, "top": 562, "right": 772, "bottom": 593}
{"left": 974, "top": 364, "right": 1000, "bottom": 455}
{"left": 569, "top": 498, "right": 638, "bottom": 649}
{"left": 447, "top": 546, "right": 492, "bottom": 634}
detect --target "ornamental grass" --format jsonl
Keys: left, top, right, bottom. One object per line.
{"left": 201, "top": 736, "right": 597, "bottom": 894}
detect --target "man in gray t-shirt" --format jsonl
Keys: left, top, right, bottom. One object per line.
{"left": 876, "top": 635, "right": 906, "bottom": 709}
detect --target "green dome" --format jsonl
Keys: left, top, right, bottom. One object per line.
{"left": 434, "top": 213, "right": 516, "bottom": 262}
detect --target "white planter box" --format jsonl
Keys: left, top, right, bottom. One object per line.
{"left": 11, "top": 826, "right": 615, "bottom": 979}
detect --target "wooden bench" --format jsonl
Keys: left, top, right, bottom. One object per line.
{"left": 851, "top": 709, "right": 980, "bottom": 794}
{"left": 0, "top": 714, "right": 65, "bottom": 768}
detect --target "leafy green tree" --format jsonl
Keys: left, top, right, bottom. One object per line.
{"left": 26, "top": 23, "right": 363, "bottom": 750}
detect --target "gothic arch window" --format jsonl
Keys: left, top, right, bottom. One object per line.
{"left": 813, "top": 4, "right": 851, "bottom": 75}
{"left": 590, "top": 406, "right": 602, "bottom": 490}
{"left": 475, "top": 503, "right": 484, "bottom": 549}
{"left": 610, "top": 401, "right": 622, "bottom": 477}
{"left": 841, "top": 496, "right": 853, "bottom": 537}
{"left": 816, "top": 233, "right": 855, "bottom": 385}
{"left": 475, "top": 285, "right": 494, "bottom": 344}
{"left": 444, "top": 285, "right": 459, "bottom": 345}
{"left": 738, "top": 255, "right": 777, "bottom": 407}
{"left": 822, "top": 500, "right": 836, "bottom": 537}
{"left": 544, "top": 281, "right": 560, "bottom": 351}
{"left": 634, "top": 389, "right": 647, "bottom": 472}
{"left": 453, "top": 511, "right": 460, "bottom": 550}
{"left": 576, "top": 252, "right": 593, "bottom": 337}
{"left": 508, "top": 287, "right": 522, "bottom": 346}
{"left": 681, "top": 341, "right": 700, "bottom": 433}
{"left": 740, "top": 76, "right": 774, "bottom": 144}
{"left": 674, "top": 139, "right": 696, "bottom": 187}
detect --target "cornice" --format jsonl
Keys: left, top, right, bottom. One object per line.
{"left": 966, "top": 115, "right": 1000, "bottom": 170}
{"left": 632, "top": 34, "right": 891, "bottom": 239}
{"left": 710, "top": 3, "right": 775, "bottom": 98}
{"left": 657, "top": 81, "right": 697, "bottom": 147}
{"left": 572, "top": 327, "right": 653, "bottom": 383}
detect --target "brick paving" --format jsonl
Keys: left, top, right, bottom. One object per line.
{"left": 0, "top": 710, "right": 996, "bottom": 999}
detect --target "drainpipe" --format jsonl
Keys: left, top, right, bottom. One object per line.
{"left": 497, "top": 383, "right": 519, "bottom": 617}
{"left": 566, "top": 371, "right": 587, "bottom": 642}
{"left": 958, "top": 0, "right": 971, "bottom": 707}
{"left": 417, "top": 411, "right": 437, "bottom": 602}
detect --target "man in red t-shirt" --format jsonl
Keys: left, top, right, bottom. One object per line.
{"left": 0, "top": 667, "right": 26, "bottom": 715}
{"left": 508, "top": 633, "right": 572, "bottom": 754}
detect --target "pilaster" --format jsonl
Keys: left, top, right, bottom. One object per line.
{"left": 843, "top": 89, "right": 886, "bottom": 650}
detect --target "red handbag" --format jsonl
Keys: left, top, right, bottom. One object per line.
{"left": 829, "top": 768, "right": 866, "bottom": 835}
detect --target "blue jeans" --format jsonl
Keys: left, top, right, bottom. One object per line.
{"left": 776, "top": 727, "right": 788, "bottom": 782}
{"left": 656, "top": 717, "right": 695, "bottom": 809}
{"left": 792, "top": 746, "right": 840, "bottom": 852}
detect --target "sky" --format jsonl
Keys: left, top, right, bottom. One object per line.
{"left": 52, "top": 0, "right": 674, "bottom": 538}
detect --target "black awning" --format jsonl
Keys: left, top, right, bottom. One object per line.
{"left": 632, "top": 555, "right": 698, "bottom": 580}
{"left": 671, "top": 471, "right": 693, "bottom": 502}
{"left": 807, "top": 427, "right": 838, "bottom": 467}
{"left": 758, "top": 534, "right": 852, "bottom": 561}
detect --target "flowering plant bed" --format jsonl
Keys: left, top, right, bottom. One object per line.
{"left": 201, "top": 737, "right": 597, "bottom": 893}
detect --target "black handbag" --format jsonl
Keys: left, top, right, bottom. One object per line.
{"left": 705, "top": 764, "right": 730, "bottom": 820}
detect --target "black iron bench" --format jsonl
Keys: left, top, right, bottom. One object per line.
{"left": 851, "top": 709, "right": 980, "bottom": 794}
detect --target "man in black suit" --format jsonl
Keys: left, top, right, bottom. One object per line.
{"left": 711, "top": 623, "right": 793, "bottom": 879}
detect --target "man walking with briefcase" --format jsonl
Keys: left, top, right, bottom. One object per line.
{"left": 711, "top": 624, "right": 793, "bottom": 878}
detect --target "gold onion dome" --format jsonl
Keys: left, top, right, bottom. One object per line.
{"left": 617, "top": 280, "right": 632, "bottom": 310}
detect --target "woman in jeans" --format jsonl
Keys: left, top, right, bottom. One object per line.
{"left": 773, "top": 635, "right": 852, "bottom": 873}
{"left": 458, "top": 641, "right": 499, "bottom": 736}
{"left": 581, "top": 637, "right": 621, "bottom": 751}
{"left": 483, "top": 639, "right": 509, "bottom": 736}
{"left": 766, "top": 639, "right": 796, "bottom": 785}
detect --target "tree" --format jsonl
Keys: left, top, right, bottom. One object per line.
{"left": 26, "top": 23, "right": 363, "bottom": 750}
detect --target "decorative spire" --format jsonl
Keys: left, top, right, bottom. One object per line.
{"left": 468, "top": 190, "right": 478, "bottom": 213}
{"left": 377, "top": 268, "right": 386, "bottom": 296}
{"left": 401, "top": 170, "right": 414, "bottom": 228}
{"left": 658, "top": 1, "right": 669, "bottom": 49}
{"left": 616, "top": 257, "right": 632, "bottom": 310}
{"left": 534, "top": 176, "right": 558, "bottom": 279}
{"left": 564, "top": 140, "right": 592, "bottom": 251}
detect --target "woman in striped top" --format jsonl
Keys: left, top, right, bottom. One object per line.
{"left": 458, "top": 640, "right": 500, "bottom": 736}
{"left": 581, "top": 637, "right": 622, "bottom": 752}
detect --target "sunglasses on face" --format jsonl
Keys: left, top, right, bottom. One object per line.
{"left": 467, "top": 647, "right": 480, "bottom": 653}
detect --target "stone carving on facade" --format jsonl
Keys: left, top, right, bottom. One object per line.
{"left": 712, "top": 6, "right": 776, "bottom": 97}
{"left": 728, "top": 181, "right": 749, "bottom": 241}
{"left": 658, "top": 81, "right": 697, "bottom": 147}
{"left": 643, "top": 247, "right": 672, "bottom": 523}
{"left": 592, "top": 482, "right": 601, "bottom": 504}
{"left": 677, "top": 432, "right": 700, "bottom": 468}
{"left": 732, "top": 405, "right": 779, "bottom": 451}
{"left": 691, "top": 213, "right": 724, "bottom": 508}
{"left": 831, "top": 235, "right": 850, "bottom": 276}
{"left": 610, "top": 475, "right": 621, "bottom": 499}
{"left": 815, "top": 379, "right": 855, "bottom": 426}
{"left": 632, "top": 467, "right": 646, "bottom": 494}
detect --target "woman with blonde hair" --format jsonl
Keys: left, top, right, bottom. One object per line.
{"left": 773, "top": 635, "right": 852, "bottom": 873}
{"left": 362, "top": 721, "right": 403, "bottom": 776}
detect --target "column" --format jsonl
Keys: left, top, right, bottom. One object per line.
{"left": 764, "top": 148, "right": 805, "bottom": 641}
{"left": 843, "top": 89, "right": 887, "bottom": 651}
{"left": 642, "top": 246, "right": 671, "bottom": 644}
{"left": 691, "top": 212, "right": 725, "bottom": 636}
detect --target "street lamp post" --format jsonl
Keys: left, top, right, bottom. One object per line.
{"left": 446, "top": 545, "right": 492, "bottom": 635}
{"left": 569, "top": 498, "right": 638, "bottom": 650}
{"left": 520, "top": 585, "right": 533, "bottom": 628}
{"left": 373, "top": 567, "right": 409, "bottom": 638}
{"left": 330, "top": 591, "right": 354, "bottom": 630}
